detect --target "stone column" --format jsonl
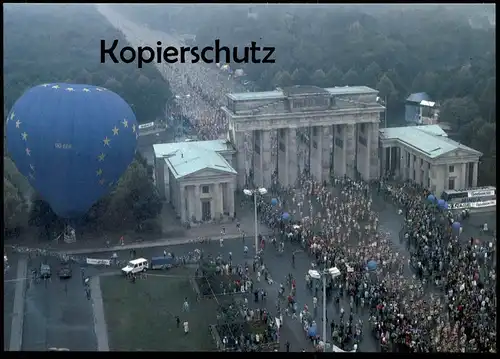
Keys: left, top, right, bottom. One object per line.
{"left": 321, "top": 125, "right": 333, "bottom": 183}
{"left": 210, "top": 184, "right": 216, "bottom": 221}
{"left": 287, "top": 128, "right": 298, "bottom": 187}
{"left": 472, "top": 162, "right": 478, "bottom": 187}
{"left": 344, "top": 124, "right": 356, "bottom": 179}
{"left": 278, "top": 129, "right": 287, "bottom": 186}
{"left": 333, "top": 125, "right": 345, "bottom": 177}
{"left": 253, "top": 131, "right": 263, "bottom": 187}
{"left": 261, "top": 130, "right": 272, "bottom": 189}
{"left": 180, "top": 185, "right": 186, "bottom": 222}
{"left": 311, "top": 126, "right": 322, "bottom": 181}
{"left": 369, "top": 122, "right": 379, "bottom": 180}
{"left": 461, "top": 163, "right": 467, "bottom": 189}
{"left": 194, "top": 185, "right": 201, "bottom": 221}
{"left": 234, "top": 131, "right": 246, "bottom": 190}
{"left": 228, "top": 181, "right": 235, "bottom": 217}
{"left": 388, "top": 147, "right": 392, "bottom": 174}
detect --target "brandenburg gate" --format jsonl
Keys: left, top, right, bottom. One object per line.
{"left": 222, "top": 85, "right": 385, "bottom": 189}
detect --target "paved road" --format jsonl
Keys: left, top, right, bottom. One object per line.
{"left": 21, "top": 255, "right": 97, "bottom": 351}
{"left": 4, "top": 254, "right": 19, "bottom": 350}
{"left": 81, "top": 236, "right": 379, "bottom": 352}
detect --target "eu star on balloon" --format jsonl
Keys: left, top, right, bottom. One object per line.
{"left": 6, "top": 83, "right": 138, "bottom": 219}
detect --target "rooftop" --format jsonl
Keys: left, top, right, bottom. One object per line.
{"left": 406, "top": 92, "right": 431, "bottom": 104}
{"left": 227, "top": 85, "right": 378, "bottom": 101}
{"left": 153, "top": 140, "right": 236, "bottom": 179}
{"left": 380, "top": 125, "right": 482, "bottom": 159}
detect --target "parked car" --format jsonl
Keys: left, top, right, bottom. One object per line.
{"left": 58, "top": 262, "right": 72, "bottom": 279}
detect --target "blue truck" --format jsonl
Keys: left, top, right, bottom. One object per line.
{"left": 150, "top": 256, "right": 174, "bottom": 270}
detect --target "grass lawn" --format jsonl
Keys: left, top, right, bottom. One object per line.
{"left": 100, "top": 268, "right": 218, "bottom": 351}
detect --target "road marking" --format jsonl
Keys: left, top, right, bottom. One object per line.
{"left": 4, "top": 278, "right": 28, "bottom": 283}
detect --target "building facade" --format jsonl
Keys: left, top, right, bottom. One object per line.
{"left": 153, "top": 140, "right": 237, "bottom": 223}
{"left": 222, "top": 85, "right": 386, "bottom": 189}
{"left": 405, "top": 92, "right": 439, "bottom": 125}
{"left": 380, "top": 125, "right": 482, "bottom": 196}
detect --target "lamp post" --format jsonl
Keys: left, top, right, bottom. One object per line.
{"left": 308, "top": 267, "right": 341, "bottom": 345}
{"left": 243, "top": 187, "right": 268, "bottom": 255}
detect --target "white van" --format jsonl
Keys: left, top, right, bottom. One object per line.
{"left": 122, "top": 258, "right": 149, "bottom": 275}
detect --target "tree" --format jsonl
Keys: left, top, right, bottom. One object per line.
{"left": 310, "top": 69, "right": 327, "bottom": 87}
{"left": 326, "top": 65, "right": 343, "bottom": 86}
{"left": 103, "top": 158, "right": 162, "bottom": 231}
{"left": 376, "top": 74, "right": 397, "bottom": 102}
{"left": 4, "top": 178, "right": 28, "bottom": 233}
{"left": 273, "top": 70, "right": 293, "bottom": 87}
{"left": 291, "top": 68, "right": 310, "bottom": 85}
{"left": 342, "top": 68, "right": 360, "bottom": 86}
{"left": 440, "top": 97, "right": 480, "bottom": 131}
{"left": 363, "top": 61, "right": 382, "bottom": 87}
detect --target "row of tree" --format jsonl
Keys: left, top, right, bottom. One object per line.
{"left": 4, "top": 4, "right": 166, "bottom": 235}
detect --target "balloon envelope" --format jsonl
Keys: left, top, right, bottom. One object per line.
{"left": 308, "top": 326, "right": 317, "bottom": 337}
{"left": 6, "top": 83, "right": 138, "bottom": 218}
{"left": 427, "top": 194, "right": 436, "bottom": 202}
{"left": 367, "top": 260, "right": 377, "bottom": 271}
{"left": 437, "top": 199, "right": 445, "bottom": 207}
{"left": 452, "top": 221, "right": 461, "bottom": 231}
{"left": 282, "top": 212, "right": 290, "bottom": 220}
{"left": 271, "top": 198, "right": 278, "bottom": 206}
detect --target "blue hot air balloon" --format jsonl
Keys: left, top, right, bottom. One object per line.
{"left": 271, "top": 198, "right": 278, "bottom": 206}
{"left": 6, "top": 83, "right": 138, "bottom": 218}
{"left": 427, "top": 194, "right": 436, "bottom": 203}
{"left": 452, "top": 221, "right": 461, "bottom": 234}
{"left": 282, "top": 212, "right": 290, "bottom": 220}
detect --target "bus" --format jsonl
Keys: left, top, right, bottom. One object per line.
{"left": 441, "top": 186, "right": 496, "bottom": 211}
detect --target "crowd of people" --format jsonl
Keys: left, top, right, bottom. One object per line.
{"left": 255, "top": 175, "right": 496, "bottom": 352}
{"left": 143, "top": 34, "right": 496, "bottom": 352}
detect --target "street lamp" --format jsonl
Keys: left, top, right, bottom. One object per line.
{"left": 243, "top": 187, "right": 268, "bottom": 254}
{"left": 308, "top": 267, "right": 341, "bottom": 344}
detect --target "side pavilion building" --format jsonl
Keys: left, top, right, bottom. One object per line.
{"left": 380, "top": 124, "right": 482, "bottom": 196}
{"left": 153, "top": 140, "right": 237, "bottom": 223}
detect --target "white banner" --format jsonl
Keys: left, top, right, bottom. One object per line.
{"left": 86, "top": 258, "right": 111, "bottom": 266}
{"left": 138, "top": 122, "right": 155, "bottom": 130}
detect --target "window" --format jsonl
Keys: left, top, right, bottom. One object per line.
{"left": 448, "top": 177, "right": 455, "bottom": 190}
{"left": 420, "top": 159, "right": 423, "bottom": 167}
{"left": 413, "top": 155, "right": 416, "bottom": 162}
{"left": 202, "top": 186, "right": 210, "bottom": 194}
{"left": 427, "top": 178, "right": 431, "bottom": 188}
{"left": 449, "top": 165, "right": 454, "bottom": 173}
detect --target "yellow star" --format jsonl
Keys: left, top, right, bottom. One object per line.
{"left": 29, "top": 173, "right": 35, "bottom": 180}
{"left": 136, "top": 132, "right": 139, "bottom": 140}
{"left": 99, "top": 179, "right": 106, "bottom": 185}
{"left": 112, "top": 126, "right": 119, "bottom": 136}
{"left": 82, "top": 88, "right": 91, "bottom": 92}
{"left": 25, "top": 148, "right": 31, "bottom": 156}
{"left": 132, "top": 124, "right": 136, "bottom": 133}
{"left": 103, "top": 137, "right": 111, "bottom": 147}
{"left": 122, "top": 119, "right": 129, "bottom": 128}
{"left": 96, "top": 168, "right": 103, "bottom": 176}
{"left": 108, "top": 181, "right": 114, "bottom": 187}
{"left": 21, "top": 132, "right": 28, "bottom": 141}
{"left": 7, "top": 112, "right": 15, "bottom": 122}
{"left": 52, "top": 85, "right": 60, "bottom": 89}
{"left": 15, "top": 120, "right": 21, "bottom": 128}
{"left": 97, "top": 153, "right": 106, "bottom": 162}
{"left": 29, "top": 164, "right": 35, "bottom": 171}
